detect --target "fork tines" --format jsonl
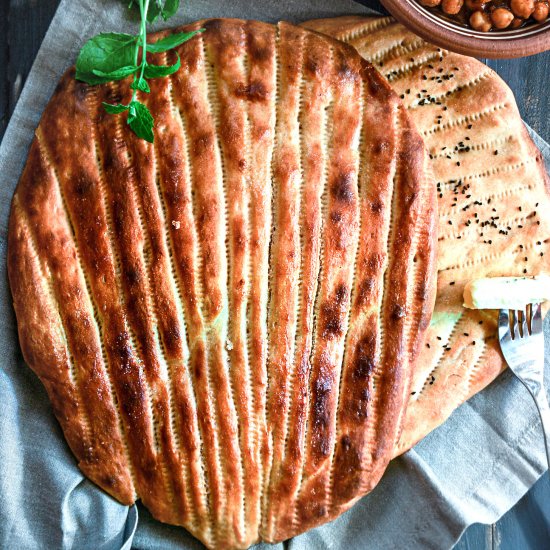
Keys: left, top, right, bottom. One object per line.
{"left": 499, "top": 303, "right": 543, "bottom": 340}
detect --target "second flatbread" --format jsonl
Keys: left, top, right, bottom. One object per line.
{"left": 303, "top": 15, "right": 550, "bottom": 456}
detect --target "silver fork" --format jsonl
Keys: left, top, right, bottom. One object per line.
{"left": 498, "top": 303, "right": 550, "bottom": 468}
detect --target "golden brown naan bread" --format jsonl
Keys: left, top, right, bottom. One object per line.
{"left": 8, "top": 18, "right": 437, "bottom": 549}
{"left": 303, "top": 15, "right": 550, "bottom": 457}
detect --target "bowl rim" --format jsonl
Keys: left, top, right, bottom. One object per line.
{"left": 380, "top": 0, "right": 550, "bottom": 58}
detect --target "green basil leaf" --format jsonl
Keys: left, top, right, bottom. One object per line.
{"left": 102, "top": 102, "right": 129, "bottom": 114}
{"left": 143, "top": 54, "right": 181, "bottom": 78}
{"left": 160, "top": 0, "right": 180, "bottom": 20}
{"left": 131, "top": 77, "right": 151, "bottom": 93}
{"left": 147, "top": 30, "right": 203, "bottom": 53}
{"left": 146, "top": 0, "right": 163, "bottom": 23}
{"left": 146, "top": 0, "right": 180, "bottom": 22}
{"left": 92, "top": 65, "right": 138, "bottom": 82}
{"left": 76, "top": 33, "right": 138, "bottom": 85}
{"left": 127, "top": 101, "right": 154, "bottom": 143}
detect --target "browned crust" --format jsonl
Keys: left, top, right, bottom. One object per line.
{"left": 304, "top": 15, "right": 550, "bottom": 458}
{"left": 8, "top": 18, "right": 436, "bottom": 549}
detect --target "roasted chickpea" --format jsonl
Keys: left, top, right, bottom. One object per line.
{"left": 465, "top": 0, "right": 488, "bottom": 9}
{"left": 417, "top": 0, "right": 546, "bottom": 30}
{"left": 533, "top": 0, "right": 550, "bottom": 21}
{"left": 442, "top": 0, "right": 464, "bottom": 14}
{"left": 510, "top": 0, "right": 535, "bottom": 18}
{"left": 510, "top": 16, "right": 525, "bottom": 27}
{"left": 491, "top": 7, "right": 515, "bottom": 28}
{"left": 470, "top": 9, "right": 493, "bottom": 30}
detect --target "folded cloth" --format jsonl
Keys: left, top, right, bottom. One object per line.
{"left": 0, "top": 1, "right": 548, "bottom": 549}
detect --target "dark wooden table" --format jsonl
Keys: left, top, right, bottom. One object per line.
{"left": 1, "top": 1, "right": 549, "bottom": 548}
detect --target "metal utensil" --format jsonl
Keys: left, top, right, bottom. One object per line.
{"left": 498, "top": 303, "right": 550, "bottom": 469}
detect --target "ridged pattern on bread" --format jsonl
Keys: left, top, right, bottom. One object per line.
{"left": 8, "top": 18, "right": 437, "bottom": 549}
{"left": 303, "top": 15, "right": 550, "bottom": 457}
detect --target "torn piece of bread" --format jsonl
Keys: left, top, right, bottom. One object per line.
{"left": 463, "top": 276, "right": 550, "bottom": 309}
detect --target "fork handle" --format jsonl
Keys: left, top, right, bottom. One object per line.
{"left": 528, "top": 385, "right": 550, "bottom": 471}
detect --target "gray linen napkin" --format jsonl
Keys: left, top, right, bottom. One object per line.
{"left": 0, "top": 1, "right": 549, "bottom": 549}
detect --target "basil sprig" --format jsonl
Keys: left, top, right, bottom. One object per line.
{"left": 75, "top": 0, "right": 203, "bottom": 142}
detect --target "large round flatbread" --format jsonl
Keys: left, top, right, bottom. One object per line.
{"left": 8, "top": 18, "right": 436, "bottom": 549}
{"left": 303, "top": 16, "right": 550, "bottom": 457}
